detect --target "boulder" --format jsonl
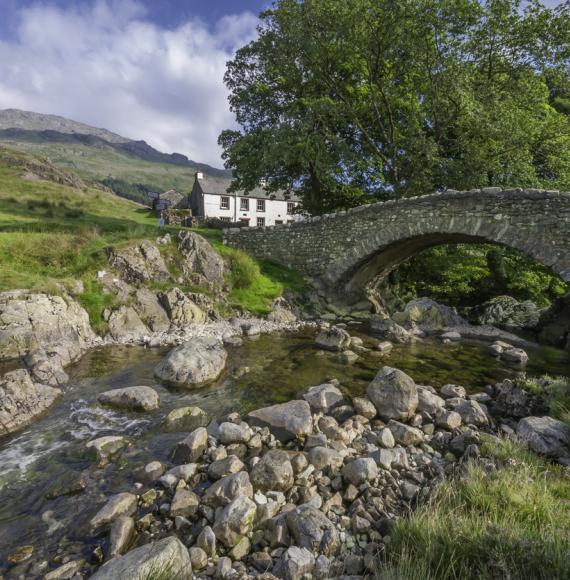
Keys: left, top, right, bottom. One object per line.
{"left": 208, "top": 455, "right": 245, "bottom": 481}
{"left": 155, "top": 338, "right": 227, "bottom": 386}
{"left": 108, "top": 515, "right": 135, "bottom": 559}
{"left": 0, "top": 369, "right": 61, "bottom": 436}
{"left": 273, "top": 546, "right": 315, "bottom": 580}
{"left": 417, "top": 386, "right": 446, "bottom": 415}
{"left": 90, "top": 493, "right": 137, "bottom": 530}
{"left": 435, "top": 409, "right": 462, "bottom": 430}
{"left": 97, "top": 386, "right": 159, "bottom": 412}
{"left": 103, "top": 306, "right": 149, "bottom": 341}
{"left": 299, "top": 381, "right": 344, "bottom": 413}
{"left": 308, "top": 447, "right": 344, "bottom": 472}
{"left": 342, "top": 458, "right": 378, "bottom": 486}
{"left": 493, "top": 380, "right": 543, "bottom": 418}
{"left": 86, "top": 436, "right": 128, "bottom": 465}
{"left": 163, "top": 406, "right": 209, "bottom": 432}
{"left": 246, "top": 400, "right": 313, "bottom": 442}
{"left": 392, "top": 297, "right": 467, "bottom": 330}
{"left": 90, "top": 536, "right": 192, "bottom": 580}
{"left": 367, "top": 367, "right": 418, "bottom": 421}
{"left": 501, "top": 347, "right": 529, "bottom": 366}
{"left": 285, "top": 504, "right": 340, "bottom": 556}
{"left": 387, "top": 420, "right": 424, "bottom": 446}
{"left": 517, "top": 416, "right": 570, "bottom": 458}
{"left": 213, "top": 496, "right": 257, "bottom": 547}
{"left": 158, "top": 287, "right": 207, "bottom": 327}
{"left": 0, "top": 290, "right": 95, "bottom": 362}
{"left": 171, "top": 427, "right": 208, "bottom": 464}
{"left": 132, "top": 288, "right": 170, "bottom": 332}
{"left": 170, "top": 488, "right": 200, "bottom": 517}
{"left": 446, "top": 399, "right": 489, "bottom": 427}
{"left": 370, "top": 318, "right": 412, "bottom": 343}
{"left": 315, "top": 326, "right": 351, "bottom": 351}
{"left": 24, "top": 347, "right": 68, "bottom": 386}
{"left": 219, "top": 421, "right": 252, "bottom": 444}
{"left": 107, "top": 240, "right": 170, "bottom": 284}
{"left": 189, "top": 547, "right": 208, "bottom": 571}
{"left": 177, "top": 231, "right": 226, "bottom": 285}
{"left": 250, "top": 450, "right": 294, "bottom": 492}
{"left": 352, "top": 396, "right": 377, "bottom": 419}
{"left": 203, "top": 471, "right": 254, "bottom": 506}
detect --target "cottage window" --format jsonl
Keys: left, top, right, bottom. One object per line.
{"left": 240, "top": 198, "right": 249, "bottom": 211}
{"left": 257, "top": 217, "right": 265, "bottom": 227}
{"left": 220, "top": 196, "right": 230, "bottom": 210}
{"left": 275, "top": 220, "right": 283, "bottom": 225}
{"left": 257, "top": 199, "right": 265, "bottom": 212}
{"left": 287, "top": 202, "right": 295, "bottom": 214}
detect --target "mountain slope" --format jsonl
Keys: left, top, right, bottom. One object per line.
{"left": 0, "top": 109, "right": 230, "bottom": 203}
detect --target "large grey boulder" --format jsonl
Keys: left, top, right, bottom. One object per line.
{"left": 107, "top": 240, "right": 170, "bottom": 284}
{"left": 370, "top": 318, "right": 412, "bottom": 344}
{"left": 90, "top": 493, "right": 137, "bottom": 530}
{"left": 97, "top": 386, "right": 159, "bottom": 412}
{"left": 273, "top": 546, "right": 315, "bottom": 580}
{"left": 90, "top": 536, "right": 192, "bottom": 580}
{"left": 315, "top": 326, "right": 351, "bottom": 351}
{"left": 177, "top": 231, "right": 226, "bottom": 285}
{"left": 0, "top": 290, "right": 95, "bottom": 362}
{"left": 367, "top": 367, "right": 418, "bottom": 421}
{"left": 155, "top": 338, "right": 227, "bottom": 387}
{"left": 517, "top": 416, "right": 570, "bottom": 458}
{"left": 417, "top": 386, "right": 446, "bottom": 415}
{"left": 158, "top": 287, "right": 207, "bottom": 327}
{"left": 213, "top": 496, "right": 257, "bottom": 547}
{"left": 163, "top": 406, "right": 209, "bottom": 432}
{"left": 388, "top": 420, "right": 425, "bottom": 446}
{"left": 446, "top": 398, "right": 489, "bottom": 427}
{"left": 393, "top": 297, "right": 467, "bottom": 330}
{"left": 342, "top": 458, "right": 378, "bottom": 486}
{"left": 250, "top": 450, "right": 294, "bottom": 492}
{"left": 285, "top": 505, "right": 340, "bottom": 557}
{"left": 246, "top": 400, "right": 313, "bottom": 442}
{"left": 0, "top": 369, "right": 61, "bottom": 436}
{"left": 299, "top": 381, "right": 344, "bottom": 414}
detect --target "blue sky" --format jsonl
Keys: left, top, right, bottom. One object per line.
{"left": 0, "top": 0, "right": 564, "bottom": 167}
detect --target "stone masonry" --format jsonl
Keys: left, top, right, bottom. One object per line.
{"left": 224, "top": 188, "right": 570, "bottom": 304}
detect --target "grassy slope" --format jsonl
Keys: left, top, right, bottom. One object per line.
{"left": 0, "top": 146, "right": 305, "bottom": 330}
{"left": 0, "top": 140, "right": 215, "bottom": 195}
{"left": 380, "top": 437, "right": 570, "bottom": 580}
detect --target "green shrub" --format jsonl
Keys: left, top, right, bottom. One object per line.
{"left": 227, "top": 249, "right": 261, "bottom": 289}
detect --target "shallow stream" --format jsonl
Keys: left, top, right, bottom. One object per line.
{"left": 1, "top": 325, "right": 569, "bottom": 576}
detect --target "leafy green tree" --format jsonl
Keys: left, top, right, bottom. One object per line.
{"left": 219, "top": 0, "right": 570, "bottom": 214}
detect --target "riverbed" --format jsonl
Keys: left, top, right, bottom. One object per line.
{"left": 1, "top": 325, "right": 569, "bottom": 576}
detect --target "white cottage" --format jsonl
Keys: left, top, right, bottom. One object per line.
{"left": 189, "top": 173, "right": 302, "bottom": 227}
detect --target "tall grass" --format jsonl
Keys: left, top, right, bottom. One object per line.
{"left": 516, "top": 374, "right": 570, "bottom": 428}
{"left": 378, "top": 438, "right": 570, "bottom": 580}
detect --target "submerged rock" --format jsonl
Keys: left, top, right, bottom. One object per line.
{"left": 97, "top": 386, "right": 159, "bottom": 412}
{"left": 315, "top": 326, "right": 351, "bottom": 351}
{"left": 163, "top": 406, "right": 209, "bottom": 432}
{"left": 0, "top": 369, "right": 61, "bottom": 436}
{"left": 155, "top": 337, "right": 227, "bottom": 386}
{"left": 90, "top": 493, "right": 137, "bottom": 530}
{"left": 86, "top": 436, "right": 128, "bottom": 465}
{"left": 90, "top": 536, "right": 192, "bottom": 580}
{"left": 370, "top": 318, "right": 412, "bottom": 344}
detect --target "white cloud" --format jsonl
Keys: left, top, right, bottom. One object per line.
{"left": 0, "top": 0, "right": 259, "bottom": 167}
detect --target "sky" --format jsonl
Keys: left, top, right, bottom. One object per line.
{"left": 0, "top": 0, "right": 564, "bottom": 168}
{"left": 0, "top": 0, "right": 269, "bottom": 167}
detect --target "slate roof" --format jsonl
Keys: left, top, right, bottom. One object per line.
{"left": 197, "top": 176, "right": 301, "bottom": 202}
{"left": 160, "top": 189, "right": 188, "bottom": 208}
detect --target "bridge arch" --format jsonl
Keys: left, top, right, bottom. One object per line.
{"left": 224, "top": 188, "right": 570, "bottom": 305}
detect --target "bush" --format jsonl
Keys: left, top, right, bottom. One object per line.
{"left": 227, "top": 249, "right": 260, "bottom": 289}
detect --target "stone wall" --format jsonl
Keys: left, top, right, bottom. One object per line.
{"left": 223, "top": 188, "right": 570, "bottom": 303}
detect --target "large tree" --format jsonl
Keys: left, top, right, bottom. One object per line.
{"left": 219, "top": 0, "right": 570, "bottom": 214}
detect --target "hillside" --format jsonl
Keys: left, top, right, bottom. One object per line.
{"left": 0, "top": 109, "right": 231, "bottom": 203}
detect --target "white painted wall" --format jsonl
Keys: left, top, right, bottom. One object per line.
{"left": 203, "top": 193, "right": 302, "bottom": 226}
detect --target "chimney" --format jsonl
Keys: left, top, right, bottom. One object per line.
{"left": 196, "top": 172, "right": 204, "bottom": 180}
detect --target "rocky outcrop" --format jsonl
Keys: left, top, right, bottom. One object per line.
{"left": 90, "top": 536, "right": 192, "bottom": 580}
{"left": 393, "top": 297, "right": 466, "bottom": 330}
{"left": 107, "top": 240, "right": 171, "bottom": 284}
{"left": 0, "top": 290, "right": 95, "bottom": 362}
{"left": 178, "top": 231, "right": 226, "bottom": 285}
{"left": 97, "top": 386, "right": 160, "bottom": 412}
{"left": 0, "top": 369, "right": 61, "bottom": 436}
{"left": 473, "top": 296, "right": 543, "bottom": 329}
{"left": 155, "top": 338, "right": 227, "bottom": 387}
{"left": 103, "top": 306, "right": 149, "bottom": 341}
{"left": 158, "top": 287, "right": 207, "bottom": 326}
{"left": 132, "top": 288, "right": 170, "bottom": 332}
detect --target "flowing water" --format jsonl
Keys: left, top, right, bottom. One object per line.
{"left": 1, "top": 325, "right": 570, "bottom": 576}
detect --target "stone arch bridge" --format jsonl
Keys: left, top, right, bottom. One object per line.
{"left": 223, "top": 188, "right": 570, "bottom": 307}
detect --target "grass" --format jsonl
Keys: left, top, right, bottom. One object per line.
{"left": 0, "top": 145, "right": 307, "bottom": 325}
{"left": 379, "top": 437, "right": 570, "bottom": 580}
{"left": 515, "top": 374, "right": 570, "bottom": 428}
